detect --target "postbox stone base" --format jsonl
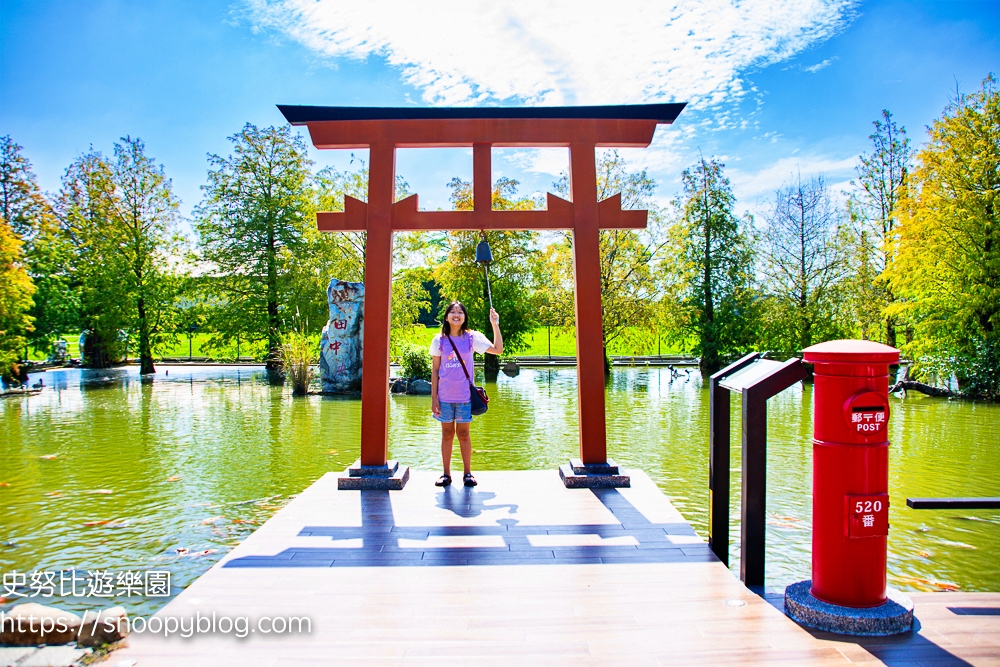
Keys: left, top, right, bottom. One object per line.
{"left": 784, "top": 580, "right": 913, "bottom": 636}
{"left": 559, "top": 459, "right": 630, "bottom": 488}
{"left": 338, "top": 460, "right": 410, "bottom": 490}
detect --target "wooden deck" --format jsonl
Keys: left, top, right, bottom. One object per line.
{"left": 112, "top": 470, "right": 999, "bottom": 666}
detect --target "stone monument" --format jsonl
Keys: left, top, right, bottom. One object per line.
{"left": 319, "top": 279, "right": 364, "bottom": 394}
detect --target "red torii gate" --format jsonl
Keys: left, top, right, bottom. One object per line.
{"left": 278, "top": 104, "right": 685, "bottom": 487}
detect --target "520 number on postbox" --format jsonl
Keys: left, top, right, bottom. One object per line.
{"left": 844, "top": 494, "right": 889, "bottom": 538}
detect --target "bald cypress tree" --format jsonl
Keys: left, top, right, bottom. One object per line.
{"left": 672, "top": 157, "right": 757, "bottom": 374}
{"left": 196, "top": 124, "right": 313, "bottom": 383}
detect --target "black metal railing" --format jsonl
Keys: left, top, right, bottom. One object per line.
{"left": 708, "top": 353, "right": 808, "bottom": 588}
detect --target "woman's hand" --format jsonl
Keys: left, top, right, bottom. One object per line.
{"left": 486, "top": 308, "right": 503, "bottom": 355}
{"left": 431, "top": 395, "right": 441, "bottom": 417}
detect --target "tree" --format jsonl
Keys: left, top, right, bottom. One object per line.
{"left": 0, "top": 217, "right": 35, "bottom": 381}
{"left": 57, "top": 140, "right": 183, "bottom": 371}
{"left": 667, "top": 157, "right": 757, "bottom": 374}
{"left": 886, "top": 76, "right": 1000, "bottom": 399}
{"left": 107, "top": 137, "right": 183, "bottom": 374}
{"left": 0, "top": 136, "right": 78, "bottom": 350}
{"left": 57, "top": 150, "right": 127, "bottom": 367}
{"left": 543, "top": 151, "right": 669, "bottom": 374}
{"left": 840, "top": 216, "right": 884, "bottom": 342}
{"left": 1, "top": 136, "right": 51, "bottom": 240}
{"left": 758, "top": 175, "right": 849, "bottom": 354}
{"left": 24, "top": 220, "right": 81, "bottom": 351}
{"left": 196, "top": 124, "right": 314, "bottom": 383}
{"left": 850, "top": 110, "right": 913, "bottom": 347}
{"left": 435, "top": 176, "right": 539, "bottom": 376}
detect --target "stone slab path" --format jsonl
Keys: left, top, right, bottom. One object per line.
{"left": 107, "top": 470, "right": 999, "bottom": 666}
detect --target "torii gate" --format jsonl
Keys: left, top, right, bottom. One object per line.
{"left": 278, "top": 104, "right": 685, "bottom": 488}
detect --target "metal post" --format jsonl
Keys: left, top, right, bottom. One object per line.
{"left": 741, "top": 388, "right": 768, "bottom": 589}
{"left": 709, "top": 353, "right": 760, "bottom": 568}
{"left": 708, "top": 378, "right": 730, "bottom": 566}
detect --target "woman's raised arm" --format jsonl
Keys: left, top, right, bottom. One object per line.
{"left": 485, "top": 308, "right": 503, "bottom": 356}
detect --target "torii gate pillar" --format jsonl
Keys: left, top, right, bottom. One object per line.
{"left": 278, "top": 104, "right": 685, "bottom": 489}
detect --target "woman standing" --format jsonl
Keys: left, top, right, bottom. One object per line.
{"left": 430, "top": 301, "right": 503, "bottom": 487}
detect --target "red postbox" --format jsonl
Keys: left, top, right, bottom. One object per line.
{"left": 803, "top": 340, "right": 899, "bottom": 608}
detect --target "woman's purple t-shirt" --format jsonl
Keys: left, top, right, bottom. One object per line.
{"left": 431, "top": 331, "right": 491, "bottom": 403}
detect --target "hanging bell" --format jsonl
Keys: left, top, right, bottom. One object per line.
{"left": 475, "top": 239, "right": 493, "bottom": 264}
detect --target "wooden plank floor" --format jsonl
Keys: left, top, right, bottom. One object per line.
{"left": 111, "top": 470, "right": 999, "bottom": 666}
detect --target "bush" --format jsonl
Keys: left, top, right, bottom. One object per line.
{"left": 400, "top": 345, "right": 431, "bottom": 380}
{"left": 955, "top": 336, "right": 1000, "bottom": 401}
{"left": 279, "top": 332, "right": 316, "bottom": 396}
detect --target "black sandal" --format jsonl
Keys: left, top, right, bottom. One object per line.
{"left": 435, "top": 474, "right": 452, "bottom": 487}
{"left": 463, "top": 473, "right": 477, "bottom": 487}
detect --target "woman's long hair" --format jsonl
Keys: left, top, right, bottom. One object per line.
{"left": 440, "top": 301, "right": 471, "bottom": 337}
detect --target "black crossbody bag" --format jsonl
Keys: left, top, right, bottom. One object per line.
{"left": 445, "top": 333, "right": 489, "bottom": 415}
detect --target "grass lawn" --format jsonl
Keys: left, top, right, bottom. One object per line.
{"left": 396, "top": 326, "right": 688, "bottom": 357}
{"left": 26, "top": 336, "right": 81, "bottom": 361}
{"left": 27, "top": 333, "right": 253, "bottom": 363}
{"left": 26, "top": 327, "right": 689, "bottom": 364}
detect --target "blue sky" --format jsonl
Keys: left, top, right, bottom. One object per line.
{"left": 2, "top": 0, "right": 998, "bottom": 224}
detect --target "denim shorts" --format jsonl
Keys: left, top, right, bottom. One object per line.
{"left": 434, "top": 401, "right": 472, "bottom": 423}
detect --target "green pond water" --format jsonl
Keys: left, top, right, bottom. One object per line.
{"left": 1, "top": 365, "right": 998, "bottom": 616}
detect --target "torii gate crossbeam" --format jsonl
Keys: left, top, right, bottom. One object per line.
{"left": 278, "top": 104, "right": 685, "bottom": 481}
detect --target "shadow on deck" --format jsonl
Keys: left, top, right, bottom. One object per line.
{"left": 224, "top": 487, "right": 715, "bottom": 568}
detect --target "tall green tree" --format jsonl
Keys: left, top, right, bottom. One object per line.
{"left": 57, "top": 150, "right": 126, "bottom": 366}
{"left": 886, "top": 76, "right": 1000, "bottom": 399}
{"left": 0, "top": 136, "right": 78, "bottom": 351}
{"left": 850, "top": 110, "right": 913, "bottom": 346}
{"left": 107, "top": 137, "right": 183, "bottom": 374}
{"left": 196, "top": 124, "right": 313, "bottom": 382}
{"left": 57, "top": 140, "right": 182, "bottom": 371}
{"left": 667, "top": 157, "right": 757, "bottom": 374}
{"left": 758, "top": 175, "right": 849, "bottom": 354}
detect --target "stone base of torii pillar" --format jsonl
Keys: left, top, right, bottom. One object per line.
{"left": 338, "top": 460, "right": 410, "bottom": 490}
{"left": 559, "top": 458, "right": 630, "bottom": 488}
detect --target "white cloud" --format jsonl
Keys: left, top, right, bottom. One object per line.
{"left": 729, "top": 154, "right": 858, "bottom": 203}
{"left": 497, "top": 148, "right": 569, "bottom": 176}
{"left": 804, "top": 57, "right": 836, "bottom": 73}
{"left": 246, "top": 0, "right": 856, "bottom": 115}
